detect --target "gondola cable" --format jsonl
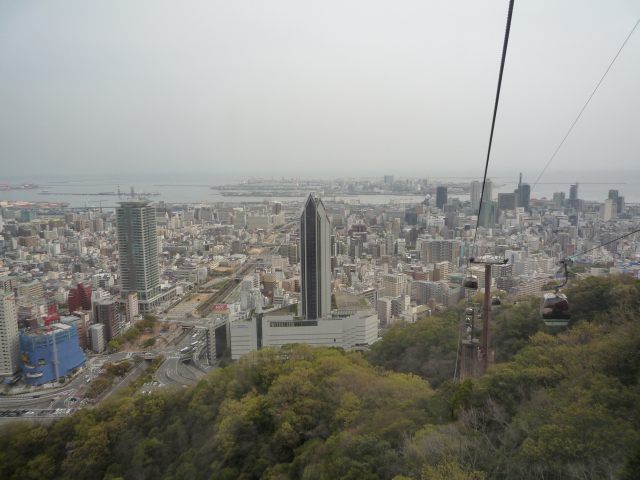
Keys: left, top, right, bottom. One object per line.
{"left": 531, "top": 16, "right": 640, "bottom": 191}
{"left": 471, "top": 0, "right": 515, "bottom": 257}
{"left": 541, "top": 226, "right": 640, "bottom": 325}
{"left": 567, "top": 225, "right": 640, "bottom": 260}
{"left": 464, "top": 0, "right": 514, "bottom": 292}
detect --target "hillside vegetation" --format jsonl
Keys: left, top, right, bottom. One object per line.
{"left": 1, "top": 275, "right": 639, "bottom": 480}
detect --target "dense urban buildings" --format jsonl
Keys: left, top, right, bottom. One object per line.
{"left": 1, "top": 174, "right": 639, "bottom": 397}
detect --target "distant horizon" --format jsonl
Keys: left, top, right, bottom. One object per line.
{"left": 2, "top": 170, "right": 639, "bottom": 205}
{"left": 2, "top": 168, "right": 639, "bottom": 183}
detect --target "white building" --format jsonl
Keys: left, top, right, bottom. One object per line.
{"left": 88, "top": 323, "right": 106, "bottom": 353}
{"left": 601, "top": 199, "right": 617, "bottom": 221}
{"left": 125, "top": 292, "right": 139, "bottom": 324}
{"left": 382, "top": 273, "right": 405, "bottom": 297}
{"left": 229, "top": 317, "right": 259, "bottom": 360}
{"left": 0, "top": 292, "right": 19, "bottom": 376}
{"left": 228, "top": 312, "right": 379, "bottom": 360}
{"left": 116, "top": 201, "right": 163, "bottom": 313}
{"left": 470, "top": 180, "right": 482, "bottom": 212}
{"left": 376, "top": 297, "right": 393, "bottom": 326}
{"left": 391, "top": 295, "right": 410, "bottom": 317}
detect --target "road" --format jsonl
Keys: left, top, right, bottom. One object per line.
{"left": 153, "top": 327, "right": 210, "bottom": 388}
{"left": 0, "top": 351, "right": 133, "bottom": 409}
{"left": 0, "top": 351, "right": 136, "bottom": 423}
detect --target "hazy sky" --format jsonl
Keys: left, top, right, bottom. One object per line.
{"left": 1, "top": 0, "right": 639, "bottom": 183}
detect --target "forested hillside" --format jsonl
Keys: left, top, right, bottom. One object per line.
{"left": 1, "top": 275, "right": 639, "bottom": 480}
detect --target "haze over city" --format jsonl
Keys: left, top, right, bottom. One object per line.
{"left": 1, "top": 0, "right": 639, "bottom": 180}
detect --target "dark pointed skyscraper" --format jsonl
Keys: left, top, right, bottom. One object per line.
{"left": 515, "top": 173, "right": 531, "bottom": 212}
{"left": 300, "top": 194, "right": 331, "bottom": 320}
{"left": 436, "top": 186, "right": 448, "bottom": 209}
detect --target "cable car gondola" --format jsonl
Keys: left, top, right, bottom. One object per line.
{"left": 541, "top": 293, "right": 570, "bottom": 327}
{"left": 540, "top": 259, "right": 571, "bottom": 327}
{"left": 463, "top": 274, "right": 478, "bottom": 290}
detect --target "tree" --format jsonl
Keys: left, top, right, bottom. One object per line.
{"left": 421, "top": 457, "right": 486, "bottom": 480}
{"left": 0, "top": 276, "right": 638, "bottom": 480}
{"left": 367, "top": 312, "right": 459, "bottom": 387}
{"left": 491, "top": 298, "right": 542, "bottom": 362}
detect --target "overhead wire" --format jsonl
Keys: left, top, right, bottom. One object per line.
{"left": 568, "top": 226, "right": 640, "bottom": 260}
{"left": 471, "top": 0, "right": 515, "bottom": 258}
{"left": 531, "top": 16, "right": 640, "bottom": 191}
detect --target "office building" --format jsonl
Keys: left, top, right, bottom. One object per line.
{"left": 608, "top": 190, "right": 624, "bottom": 215}
{"left": 433, "top": 261, "right": 453, "bottom": 281}
{"left": 0, "top": 292, "right": 19, "bottom": 376}
{"left": 476, "top": 179, "right": 493, "bottom": 221}
{"left": 470, "top": 181, "right": 482, "bottom": 212}
{"left": 116, "top": 201, "right": 162, "bottom": 312}
{"left": 65, "top": 312, "right": 90, "bottom": 350}
{"left": 497, "top": 193, "right": 517, "bottom": 214}
{"left": 482, "top": 179, "right": 493, "bottom": 204}
{"left": 300, "top": 194, "right": 332, "bottom": 320}
{"left": 436, "top": 186, "right": 448, "bottom": 209}
{"left": 602, "top": 199, "right": 617, "bottom": 221}
{"left": 93, "top": 298, "right": 122, "bottom": 342}
{"left": 478, "top": 200, "right": 497, "bottom": 228}
{"left": 17, "top": 281, "right": 45, "bottom": 307}
{"left": 0, "top": 274, "right": 15, "bottom": 294}
{"left": 68, "top": 283, "right": 92, "bottom": 313}
{"left": 413, "top": 281, "right": 443, "bottom": 305}
{"left": 420, "top": 239, "right": 461, "bottom": 264}
{"left": 124, "top": 292, "right": 139, "bottom": 323}
{"left": 569, "top": 183, "right": 579, "bottom": 201}
{"left": 513, "top": 173, "right": 531, "bottom": 211}
{"left": 553, "top": 192, "right": 566, "bottom": 207}
{"left": 88, "top": 323, "right": 106, "bottom": 353}
{"left": 391, "top": 295, "right": 410, "bottom": 317}
{"left": 376, "top": 297, "right": 393, "bottom": 326}
{"left": 279, "top": 242, "right": 299, "bottom": 265}
{"left": 382, "top": 273, "right": 405, "bottom": 297}
{"left": 228, "top": 311, "right": 379, "bottom": 360}
{"left": 516, "top": 180, "right": 531, "bottom": 211}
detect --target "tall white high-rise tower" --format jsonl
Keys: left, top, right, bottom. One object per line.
{"left": 0, "top": 292, "right": 19, "bottom": 376}
{"left": 116, "top": 201, "right": 161, "bottom": 313}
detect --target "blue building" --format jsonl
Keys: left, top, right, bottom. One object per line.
{"left": 19, "top": 323, "right": 86, "bottom": 386}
